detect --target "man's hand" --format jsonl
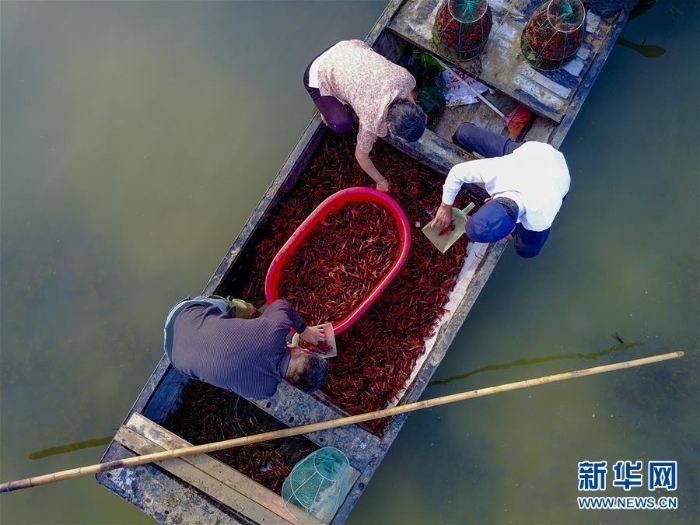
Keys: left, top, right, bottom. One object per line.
{"left": 431, "top": 202, "right": 454, "bottom": 230}
{"left": 299, "top": 326, "right": 326, "bottom": 345}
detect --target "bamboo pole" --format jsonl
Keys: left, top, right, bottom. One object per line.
{"left": 430, "top": 54, "right": 505, "bottom": 117}
{"left": 0, "top": 351, "right": 683, "bottom": 493}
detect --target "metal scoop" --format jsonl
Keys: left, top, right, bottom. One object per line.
{"left": 422, "top": 202, "right": 475, "bottom": 253}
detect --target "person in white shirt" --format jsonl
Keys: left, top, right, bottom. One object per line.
{"left": 433, "top": 122, "right": 570, "bottom": 258}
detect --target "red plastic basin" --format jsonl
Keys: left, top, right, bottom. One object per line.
{"left": 265, "top": 187, "right": 411, "bottom": 334}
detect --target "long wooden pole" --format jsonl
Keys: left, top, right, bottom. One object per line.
{"left": 0, "top": 351, "right": 683, "bottom": 493}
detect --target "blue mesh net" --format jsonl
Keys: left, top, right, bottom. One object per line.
{"left": 282, "top": 447, "right": 351, "bottom": 523}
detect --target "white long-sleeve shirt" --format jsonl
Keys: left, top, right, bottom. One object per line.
{"left": 442, "top": 141, "right": 570, "bottom": 232}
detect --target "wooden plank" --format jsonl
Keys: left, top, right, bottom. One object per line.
{"left": 118, "top": 413, "right": 327, "bottom": 525}
{"left": 128, "top": 414, "right": 290, "bottom": 517}
{"left": 128, "top": 413, "right": 360, "bottom": 511}
{"left": 383, "top": 127, "right": 476, "bottom": 176}
{"left": 523, "top": 116, "right": 558, "bottom": 144}
{"left": 114, "top": 426, "right": 293, "bottom": 525}
{"left": 97, "top": 442, "right": 250, "bottom": 525}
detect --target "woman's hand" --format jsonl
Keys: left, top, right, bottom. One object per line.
{"left": 355, "top": 145, "right": 391, "bottom": 193}
{"left": 299, "top": 325, "right": 326, "bottom": 345}
{"left": 431, "top": 202, "right": 454, "bottom": 230}
{"left": 376, "top": 178, "right": 391, "bottom": 193}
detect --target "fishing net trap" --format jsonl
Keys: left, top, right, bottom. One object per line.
{"left": 282, "top": 447, "right": 352, "bottom": 523}
{"left": 433, "top": 0, "right": 493, "bottom": 61}
{"left": 521, "top": 0, "right": 586, "bottom": 70}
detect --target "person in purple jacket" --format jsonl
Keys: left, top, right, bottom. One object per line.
{"left": 164, "top": 296, "right": 328, "bottom": 399}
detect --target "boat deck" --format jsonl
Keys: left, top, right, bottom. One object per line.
{"left": 387, "top": 0, "right": 625, "bottom": 146}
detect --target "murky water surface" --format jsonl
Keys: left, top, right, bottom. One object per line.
{"left": 1, "top": 1, "right": 697, "bottom": 524}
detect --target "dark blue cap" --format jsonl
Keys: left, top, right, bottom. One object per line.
{"left": 466, "top": 200, "right": 517, "bottom": 242}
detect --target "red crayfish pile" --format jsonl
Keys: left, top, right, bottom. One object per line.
{"left": 278, "top": 201, "right": 399, "bottom": 326}
{"left": 220, "top": 132, "right": 478, "bottom": 433}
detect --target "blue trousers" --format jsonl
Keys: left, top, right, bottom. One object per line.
{"left": 452, "top": 122, "right": 551, "bottom": 258}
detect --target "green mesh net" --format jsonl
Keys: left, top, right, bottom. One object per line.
{"left": 282, "top": 447, "right": 351, "bottom": 523}
{"left": 433, "top": 0, "right": 492, "bottom": 61}
{"left": 450, "top": 0, "right": 488, "bottom": 23}
{"left": 521, "top": 0, "right": 587, "bottom": 70}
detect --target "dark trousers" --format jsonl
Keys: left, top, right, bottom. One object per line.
{"left": 303, "top": 53, "right": 353, "bottom": 134}
{"left": 452, "top": 122, "right": 551, "bottom": 258}
{"left": 453, "top": 121, "right": 523, "bottom": 157}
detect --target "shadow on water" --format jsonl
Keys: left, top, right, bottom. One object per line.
{"left": 628, "top": 0, "right": 657, "bottom": 22}
{"left": 28, "top": 436, "right": 113, "bottom": 460}
{"left": 427, "top": 341, "right": 644, "bottom": 387}
{"left": 615, "top": 0, "right": 667, "bottom": 58}
{"left": 616, "top": 38, "right": 666, "bottom": 58}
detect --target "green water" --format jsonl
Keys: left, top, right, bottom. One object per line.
{"left": 1, "top": 1, "right": 697, "bottom": 524}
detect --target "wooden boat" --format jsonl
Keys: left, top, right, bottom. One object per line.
{"left": 96, "top": 1, "right": 627, "bottom": 523}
